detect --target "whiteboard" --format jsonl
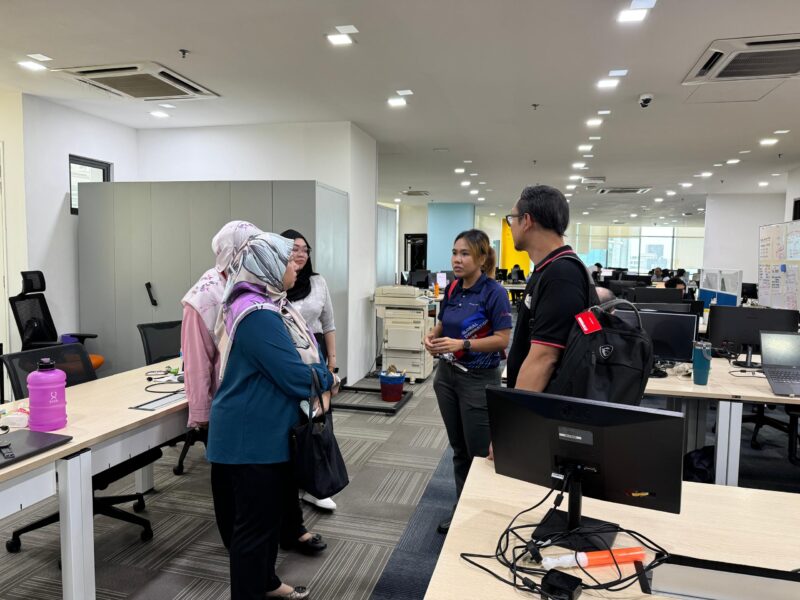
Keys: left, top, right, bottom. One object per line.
{"left": 758, "top": 220, "right": 800, "bottom": 310}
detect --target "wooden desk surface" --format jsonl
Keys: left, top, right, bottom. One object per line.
{"left": 0, "top": 360, "right": 185, "bottom": 484}
{"left": 425, "top": 459, "right": 800, "bottom": 600}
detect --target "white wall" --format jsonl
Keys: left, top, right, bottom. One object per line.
{"left": 785, "top": 166, "right": 800, "bottom": 222}
{"left": 704, "top": 193, "right": 785, "bottom": 282}
{"left": 0, "top": 92, "right": 28, "bottom": 355}
{"left": 22, "top": 95, "right": 138, "bottom": 334}
{"left": 137, "top": 120, "right": 377, "bottom": 381}
{"left": 397, "top": 204, "right": 427, "bottom": 270}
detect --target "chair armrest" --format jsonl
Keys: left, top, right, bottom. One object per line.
{"left": 26, "top": 341, "right": 63, "bottom": 349}
{"left": 63, "top": 333, "right": 98, "bottom": 344}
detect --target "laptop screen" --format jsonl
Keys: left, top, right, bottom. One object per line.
{"left": 760, "top": 331, "right": 800, "bottom": 367}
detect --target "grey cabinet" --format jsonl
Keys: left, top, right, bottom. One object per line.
{"left": 78, "top": 180, "right": 348, "bottom": 377}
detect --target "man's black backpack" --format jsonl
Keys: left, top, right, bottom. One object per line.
{"left": 531, "top": 255, "right": 654, "bottom": 405}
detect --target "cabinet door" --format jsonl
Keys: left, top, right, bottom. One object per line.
{"left": 231, "top": 181, "right": 273, "bottom": 232}
{"left": 150, "top": 183, "right": 192, "bottom": 323}
{"left": 114, "top": 183, "right": 154, "bottom": 371}
{"left": 188, "top": 182, "right": 231, "bottom": 283}
{"left": 78, "top": 183, "right": 118, "bottom": 372}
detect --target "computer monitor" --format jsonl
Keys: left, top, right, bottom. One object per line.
{"left": 626, "top": 301, "right": 704, "bottom": 331}
{"left": 488, "top": 387, "right": 684, "bottom": 551}
{"left": 741, "top": 282, "right": 758, "bottom": 301}
{"left": 707, "top": 306, "right": 800, "bottom": 368}
{"left": 607, "top": 280, "right": 640, "bottom": 300}
{"left": 632, "top": 287, "right": 684, "bottom": 303}
{"left": 400, "top": 271, "right": 409, "bottom": 286}
{"left": 408, "top": 270, "right": 430, "bottom": 289}
{"left": 495, "top": 268, "right": 508, "bottom": 282}
{"left": 621, "top": 274, "right": 653, "bottom": 286}
{"left": 616, "top": 310, "right": 697, "bottom": 371}
{"left": 600, "top": 268, "right": 614, "bottom": 278}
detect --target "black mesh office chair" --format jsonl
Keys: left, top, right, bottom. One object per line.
{"left": 136, "top": 321, "right": 201, "bottom": 475}
{"left": 0, "top": 344, "right": 161, "bottom": 552}
{"left": 8, "top": 271, "right": 104, "bottom": 370}
{"left": 136, "top": 321, "right": 182, "bottom": 365}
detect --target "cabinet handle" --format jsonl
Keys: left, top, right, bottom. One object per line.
{"left": 145, "top": 282, "right": 158, "bottom": 306}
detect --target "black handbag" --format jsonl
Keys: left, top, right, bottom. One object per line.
{"left": 290, "top": 370, "right": 349, "bottom": 499}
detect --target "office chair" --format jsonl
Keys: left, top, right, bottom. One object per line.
{"left": 746, "top": 403, "right": 800, "bottom": 464}
{"left": 136, "top": 321, "right": 182, "bottom": 365}
{"left": 8, "top": 271, "right": 104, "bottom": 370}
{"left": 136, "top": 321, "right": 200, "bottom": 475}
{"left": 0, "top": 345, "right": 161, "bottom": 552}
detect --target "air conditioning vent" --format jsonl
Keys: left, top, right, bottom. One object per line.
{"left": 684, "top": 34, "right": 800, "bottom": 84}
{"left": 597, "top": 187, "right": 652, "bottom": 195}
{"left": 581, "top": 176, "right": 606, "bottom": 185}
{"left": 55, "top": 62, "right": 218, "bottom": 101}
{"left": 400, "top": 190, "right": 430, "bottom": 197}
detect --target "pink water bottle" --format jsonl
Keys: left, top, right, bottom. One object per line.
{"left": 28, "top": 358, "right": 67, "bottom": 431}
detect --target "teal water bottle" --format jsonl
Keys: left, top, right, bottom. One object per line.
{"left": 692, "top": 341, "right": 712, "bottom": 385}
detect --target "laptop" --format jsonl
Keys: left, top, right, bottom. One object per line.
{"left": 0, "top": 430, "right": 73, "bottom": 469}
{"left": 760, "top": 331, "right": 800, "bottom": 396}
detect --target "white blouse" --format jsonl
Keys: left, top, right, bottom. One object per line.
{"left": 292, "top": 275, "right": 336, "bottom": 335}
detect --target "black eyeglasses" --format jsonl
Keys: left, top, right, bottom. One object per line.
{"left": 504, "top": 213, "right": 524, "bottom": 226}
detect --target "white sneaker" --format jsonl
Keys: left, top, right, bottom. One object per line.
{"left": 302, "top": 493, "right": 337, "bottom": 511}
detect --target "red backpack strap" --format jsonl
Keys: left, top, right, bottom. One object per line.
{"left": 446, "top": 279, "right": 458, "bottom": 300}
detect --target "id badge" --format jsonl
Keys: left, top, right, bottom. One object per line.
{"left": 524, "top": 294, "right": 532, "bottom": 310}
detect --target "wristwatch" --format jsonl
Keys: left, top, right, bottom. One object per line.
{"left": 462, "top": 339, "right": 471, "bottom": 351}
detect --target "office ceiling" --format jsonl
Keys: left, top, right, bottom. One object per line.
{"left": 2, "top": 0, "right": 800, "bottom": 228}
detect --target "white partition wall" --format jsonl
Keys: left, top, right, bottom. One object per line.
{"left": 78, "top": 180, "right": 348, "bottom": 375}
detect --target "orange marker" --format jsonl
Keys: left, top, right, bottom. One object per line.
{"left": 541, "top": 546, "right": 645, "bottom": 570}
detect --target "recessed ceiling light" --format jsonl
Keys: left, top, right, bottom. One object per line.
{"left": 583, "top": 154, "right": 594, "bottom": 158}
{"left": 576, "top": 222, "right": 582, "bottom": 225}
{"left": 565, "top": 194, "right": 573, "bottom": 198}
{"left": 335, "top": 25, "right": 359, "bottom": 34}
{"left": 618, "top": 8, "right": 648, "bottom": 22}
{"left": 387, "top": 97, "right": 407, "bottom": 107}
{"left": 572, "top": 162, "right": 586, "bottom": 169}
{"left": 760, "top": 138, "right": 779, "bottom": 146}
{"left": 679, "top": 182, "right": 692, "bottom": 188}
{"left": 149, "top": 110, "right": 170, "bottom": 118}
{"left": 486, "top": 188, "right": 493, "bottom": 192}
{"left": 327, "top": 33, "right": 353, "bottom": 45}
{"left": 759, "top": 181, "right": 769, "bottom": 187}
{"left": 582, "top": 211, "right": 589, "bottom": 215}
{"left": 589, "top": 136, "right": 602, "bottom": 140}
{"left": 566, "top": 184, "right": 577, "bottom": 190}
{"left": 463, "top": 160, "right": 473, "bottom": 164}
{"left": 469, "top": 172, "right": 478, "bottom": 176}
{"left": 578, "top": 144, "right": 593, "bottom": 152}
{"left": 393, "top": 198, "right": 402, "bottom": 203}
{"left": 630, "top": 213, "right": 638, "bottom": 218}
{"left": 672, "top": 219, "right": 678, "bottom": 223}
{"left": 739, "top": 150, "right": 751, "bottom": 154}
{"left": 774, "top": 130, "right": 790, "bottom": 134}
{"left": 158, "top": 103, "right": 176, "bottom": 109}
{"left": 659, "top": 216, "right": 665, "bottom": 219}
{"left": 613, "top": 219, "right": 620, "bottom": 223}
{"left": 713, "top": 163, "right": 723, "bottom": 167}
{"left": 470, "top": 189, "right": 479, "bottom": 195}
{"left": 726, "top": 159, "right": 740, "bottom": 164}
{"left": 586, "top": 118, "right": 603, "bottom": 127}
{"left": 698, "top": 172, "right": 713, "bottom": 178}
{"left": 772, "top": 173, "right": 781, "bottom": 177}
{"left": 17, "top": 60, "right": 47, "bottom": 71}
{"left": 460, "top": 181, "right": 470, "bottom": 187}
{"left": 478, "top": 197, "right": 485, "bottom": 201}
{"left": 654, "top": 197, "right": 664, "bottom": 203}
{"left": 396, "top": 89, "right": 413, "bottom": 96}
{"left": 597, "top": 110, "right": 611, "bottom": 115}
{"left": 569, "top": 175, "right": 581, "bottom": 181}
{"left": 479, "top": 181, "right": 487, "bottom": 185}
{"left": 596, "top": 79, "right": 620, "bottom": 89}
{"left": 454, "top": 168, "right": 465, "bottom": 173}
{"left": 26, "top": 53, "right": 52, "bottom": 62}
{"left": 489, "top": 212, "right": 496, "bottom": 217}
{"left": 698, "top": 208, "right": 706, "bottom": 212}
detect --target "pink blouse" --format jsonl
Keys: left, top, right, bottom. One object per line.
{"left": 181, "top": 305, "right": 220, "bottom": 427}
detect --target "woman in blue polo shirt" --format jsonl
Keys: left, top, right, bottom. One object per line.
{"left": 424, "top": 229, "right": 512, "bottom": 534}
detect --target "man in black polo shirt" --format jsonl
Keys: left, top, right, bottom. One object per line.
{"left": 505, "top": 185, "right": 590, "bottom": 391}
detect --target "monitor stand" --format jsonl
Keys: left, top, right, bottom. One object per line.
{"left": 732, "top": 344, "right": 760, "bottom": 369}
{"left": 532, "top": 469, "right": 618, "bottom": 552}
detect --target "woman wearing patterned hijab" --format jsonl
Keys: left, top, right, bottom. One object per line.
{"left": 207, "top": 232, "right": 333, "bottom": 600}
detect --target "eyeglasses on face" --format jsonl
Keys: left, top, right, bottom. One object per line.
{"left": 504, "top": 213, "right": 524, "bottom": 226}
{"left": 292, "top": 246, "right": 311, "bottom": 256}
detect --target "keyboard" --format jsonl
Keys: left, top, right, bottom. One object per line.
{"left": 765, "top": 369, "right": 800, "bottom": 383}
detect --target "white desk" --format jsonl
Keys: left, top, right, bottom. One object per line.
{"left": 0, "top": 360, "right": 187, "bottom": 599}
{"left": 425, "top": 458, "right": 800, "bottom": 600}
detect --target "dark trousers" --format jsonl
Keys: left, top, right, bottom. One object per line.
{"left": 434, "top": 362, "right": 500, "bottom": 499}
{"left": 211, "top": 462, "right": 301, "bottom": 599}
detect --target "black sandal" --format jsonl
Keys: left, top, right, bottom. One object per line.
{"left": 280, "top": 533, "right": 327, "bottom": 555}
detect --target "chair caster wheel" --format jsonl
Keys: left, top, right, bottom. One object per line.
{"left": 133, "top": 499, "right": 146, "bottom": 513}
{"left": 173, "top": 465, "right": 184, "bottom": 476}
{"left": 141, "top": 528, "right": 153, "bottom": 542}
{"left": 6, "top": 538, "right": 21, "bottom": 553}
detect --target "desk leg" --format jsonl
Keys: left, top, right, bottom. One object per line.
{"left": 714, "top": 401, "right": 732, "bottom": 485}
{"left": 725, "top": 402, "right": 743, "bottom": 486}
{"left": 135, "top": 465, "right": 155, "bottom": 494}
{"left": 57, "top": 449, "right": 96, "bottom": 600}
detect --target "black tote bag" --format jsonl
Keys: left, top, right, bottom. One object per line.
{"left": 290, "top": 370, "right": 349, "bottom": 499}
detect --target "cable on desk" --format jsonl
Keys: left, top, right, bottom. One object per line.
{"left": 459, "top": 474, "right": 669, "bottom": 596}
{"left": 728, "top": 370, "right": 766, "bottom": 378}
{"left": 144, "top": 382, "right": 185, "bottom": 394}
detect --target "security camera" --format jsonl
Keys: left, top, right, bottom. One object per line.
{"left": 639, "top": 93, "right": 654, "bottom": 108}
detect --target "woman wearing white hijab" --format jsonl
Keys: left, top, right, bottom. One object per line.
{"left": 207, "top": 232, "right": 334, "bottom": 600}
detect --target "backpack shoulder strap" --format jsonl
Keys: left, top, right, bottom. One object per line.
{"left": 530, "top": 252, "right": 597, "bottom": 310}
{"left": 445, "top": 279, "right": 458, "bottom": 300}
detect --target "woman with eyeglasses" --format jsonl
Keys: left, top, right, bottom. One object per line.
{"left": 280, "top": 229, "right": 341, "bottom": 512}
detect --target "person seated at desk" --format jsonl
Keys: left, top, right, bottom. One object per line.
{"left": 665, "top": 276, "right": 686, "bottom": 295}
{"left": 509, "top": 263, "right": 524, "bottom": 282}
{"left": 651, "top": 267, "right": 663, "bottom": 282}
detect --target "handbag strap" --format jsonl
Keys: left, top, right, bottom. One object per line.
{"left": 307, "top": 368, "right": 325, "bottom": 420}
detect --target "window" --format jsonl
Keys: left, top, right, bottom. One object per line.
{"left": 69, "top": 155, "right": 112, "bottom": 215}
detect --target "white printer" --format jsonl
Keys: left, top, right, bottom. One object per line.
{"left": 374, "top": 286, "right": 434, "bottom": 381}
